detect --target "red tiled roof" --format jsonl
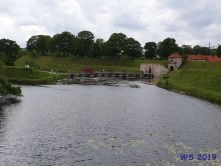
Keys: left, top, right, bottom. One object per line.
{"left": 186, "top": 55, "right": 221, "bottom": 61}
{"left": 168, "top": 53, "right": 182, "bottom": 58}
{"left": 186, "top": 55, "right": 207, "bottom": 61}
{"left": 206, "top": 56, "right": 221, "bottom": 61}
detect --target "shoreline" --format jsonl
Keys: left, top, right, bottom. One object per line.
{"left": 0, "top": 96, "right": 21, "bottom": 107}
{"left": 156, "top": 80, "right": 221, "bottom": 105}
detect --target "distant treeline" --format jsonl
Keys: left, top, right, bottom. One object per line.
{"left": 0, "top": 30, "right": 221, "bottom": 66}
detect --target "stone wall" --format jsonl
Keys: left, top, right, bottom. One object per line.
{"left": 140, "top": 63, "right": 168, "bottom": 77}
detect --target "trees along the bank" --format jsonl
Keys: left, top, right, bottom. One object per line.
{"left": 201, "top": 47, "right": 211, "bottom": 55}
{"left": 0, "top": 52, "right": 7, "bottom": 65}
{"left": 27, "top": 35, "right": 51, "bottom": 56}
{"left": 17, "top": 50, "right": 30, "bottom": 59}
{"left": 58, "top": 31, "right": 76, "bottom": 56}
{"left": 0, "top": 38, "right": 20, "bottom": 66}
{"left": 144, "top": 42, "right": 157, "bottom": 59}
{"left": 47, "top": 34, "right": 60, "bottom": 56}
{"left": 125, "top": 38, "right": 142, "bottom": 60}
{"left": 0, "top": 61, "right": 21, "bottom": 96}
{"left": 92, "top": 38, "right": 105, "bottom": 58}
{"left": 76, "top": 30, "right": 94, "bottom": 57}
{"left": 181, "top": 45, "right": 193, "bottom": 60}
{"left": 216, "top": 45, "right": 221, "bottom": 57}
{"left": 193, "top": 45, "right": 202, "bottom": 55}
{"left": 193, "top": 45, "right": 211, "bottom": 55}
{"left": 47, "top": 31, "right": 76, "bottom": 56}
{"left": 181, "top": 45, "right": 193, "bottom": 55}
{"left": 210, "top": 49, "right": 216, "bottom": 55}
{"left": 105, "top": 33, "right": 127, "bottom": 59}
{"left": 35, "top": 35, "right": 51, "bottom": 56}
{"left": 157, "top": 37, "right": 181, "bottom": 59}
{"left": 27, "top": 35, "right": 38, "bottom": 53}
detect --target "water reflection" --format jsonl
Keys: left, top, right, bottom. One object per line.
{"left": 0, "top": 83, "right": 221, "bottom": 165}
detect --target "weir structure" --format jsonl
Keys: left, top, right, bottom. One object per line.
{"left": 68, "top": 71, "right": 154, "bottom": 80}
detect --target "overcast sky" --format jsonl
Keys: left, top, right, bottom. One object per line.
{"left": 0, "top": 0, "right": 220, "bottom": 48}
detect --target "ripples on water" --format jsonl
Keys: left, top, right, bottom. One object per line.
{"left": 0, "top": 82, "right": 221, "bottom": 165}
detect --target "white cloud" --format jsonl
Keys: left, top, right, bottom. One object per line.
{"left": 0, "top": 0, "right": 220, "bottom": 48}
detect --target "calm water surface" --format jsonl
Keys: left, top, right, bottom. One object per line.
{"left": 0, "top": 82, "right": 221, "bottom": 165}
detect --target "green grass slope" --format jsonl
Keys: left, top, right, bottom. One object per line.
{"left": 4, "top": 67, "right": 67, "bottom": 85}
{"left": 157, "top": 61, "right": 221, "bottom": 104}
{"left": 15, "top": 55, "right": 167, "bottom": 72}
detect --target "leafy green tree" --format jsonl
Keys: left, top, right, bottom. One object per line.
{"left": 157, "top": 37, "right": 180, "bottom": 59}
{"left": 216, "top": 45, "right": 221, "bottom": 57}
{"left": 105, "top": 33, "right": 127, "bottom": 59}
{"left": 0, "top": 52, "right": 7, "bottom": 65}
{"left": 193, "top": 45, "right": 211, "bottom": 55}
{"left": 27, "top": 35, "right": 51, "bottom": 56}
{"left": 59, "top": 31, "right": 76, "bottom": 56}
{"left": 125, "top": 38, "right": 142, "bottom": 60}
{"left": 0, "top": 38, "right": 20, "bottom": 65}
{"left": 31, "top": 50, "right": 38, "bottom": 57}
{"left": 201, "top": 47, "right": 211, "bottom": 55}
{"left": 47, "top": 34, "right": 59, "bottom": 55}
{"left": 18, "top": 50, "right": 30, "bottom": 59}
{"left": 92, "top": 38, "right": 105, "bottom": 58}
{"left": 36, "top": 35, "right": 51, "bottom": 55}
{"left": 181, "top": 45, "right": 193, "bottom": 55}
{"left": 193, "top": 45, "right": 202, "bottom": 54}
{"left": 27, "top": 36, "right": 38, "bottom": 53}
{"left": 0, "top": 61, "right": 21, "bottom": 96}
{"left": 77, "top": 30, "right": 94, "bottom": 57}
{"left": 144, "top": 42, "right": 157, "bottom": 59}
{"left": 47, "top": 31, "right": 76, "bottom": 57}
{"left": 210, "top": 49, "right": 216, "bottom": 55}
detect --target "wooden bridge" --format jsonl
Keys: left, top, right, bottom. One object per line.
{"left": 68, "top": 72, "right": 154, "bottom": 79}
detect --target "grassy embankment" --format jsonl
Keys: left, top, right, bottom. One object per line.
{"left": 15, "top": 55, "right": 167, "bottom": 72}
{"left": 157, "top": 61, "right": 221, "bottom": 105}
{"left": 12, "top": 55, "right": 167, "bottom": 85}
{"left": 4, "top": 67, "right": 67, "bottom": 85}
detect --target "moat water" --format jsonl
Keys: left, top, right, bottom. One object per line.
{"left": 0, "top": 82, "right": 221, "bottom": 165}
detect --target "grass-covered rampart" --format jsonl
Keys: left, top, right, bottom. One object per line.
{"left": 15, "top": 55, "right": 167, "bottom": 72}
{"left": 157, "top": 61, "right": 221, "bottom": 105}
{"left": 4, "top": 67, "right": 67, "bottom": 85}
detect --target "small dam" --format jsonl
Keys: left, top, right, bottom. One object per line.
{"left": 56, "top": 71, "right": 155, "bottom": 85}
{"left": 68, "top": 72, "right": 154, "bottom": 79}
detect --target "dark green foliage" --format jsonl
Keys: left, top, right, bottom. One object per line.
{"left": 36, "top": 35, "right": 51, "bottom": 55}
{"left": 0, "top": 38, "right": 20, "bottom": 66}
{"left": 0, "top": 62, "right": 21, "bottom": 96}
{"left": 27, "top": 35, "right": 38, "bottom": 52}
{"left": 193, "top": 45, "right": 202, "bottom": 54}
{"left": 125, "top": 38, "right": 142, "bottom": 60}
{"left": 76, "top": 30, "right": 94, "bottom": 57}
{"left": 0, "top": 52, "right": 7, "bottom": 65}
{"left": 193, "top": 45, "right": 211, "bottom": 55}
{"left": 216, "top": 45, "right": 221, "bottom": 57}
{"left": 105, "top": 33, "right": 127, "bottom": 59}
{"left": 181, "top": 45, "right": 193, "bottom": 55}
{"left": 31, "top": 50, "right": 38, "bottom": 57}
{"left": 92, "top": 38, "right": 105, "bottom": 58}
{"left": 157, "top": 38, "right": 180, "bottom": 58}
{"left": 144, "top": 42, "right": 157, "bottom": 59}
{"left": 18, "top": 50, "right": 30, "bottom": 59}
{"left": 27, "top": 35, "right": 51, "bottom": 56}
{"left": 58, "top": 32, "right": 76, "bottom": 56}
{"left": 47, "top": 32, "right": 76, "bottom": 57}
{"left": 201, "top": 47, "right": 211, "bottom": 55}
{"left": 210, "top": 49, "right": 216, "bottom": 55}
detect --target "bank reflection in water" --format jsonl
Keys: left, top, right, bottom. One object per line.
{"left": 0, "top": 83, "right": 221, "bottom": 166}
